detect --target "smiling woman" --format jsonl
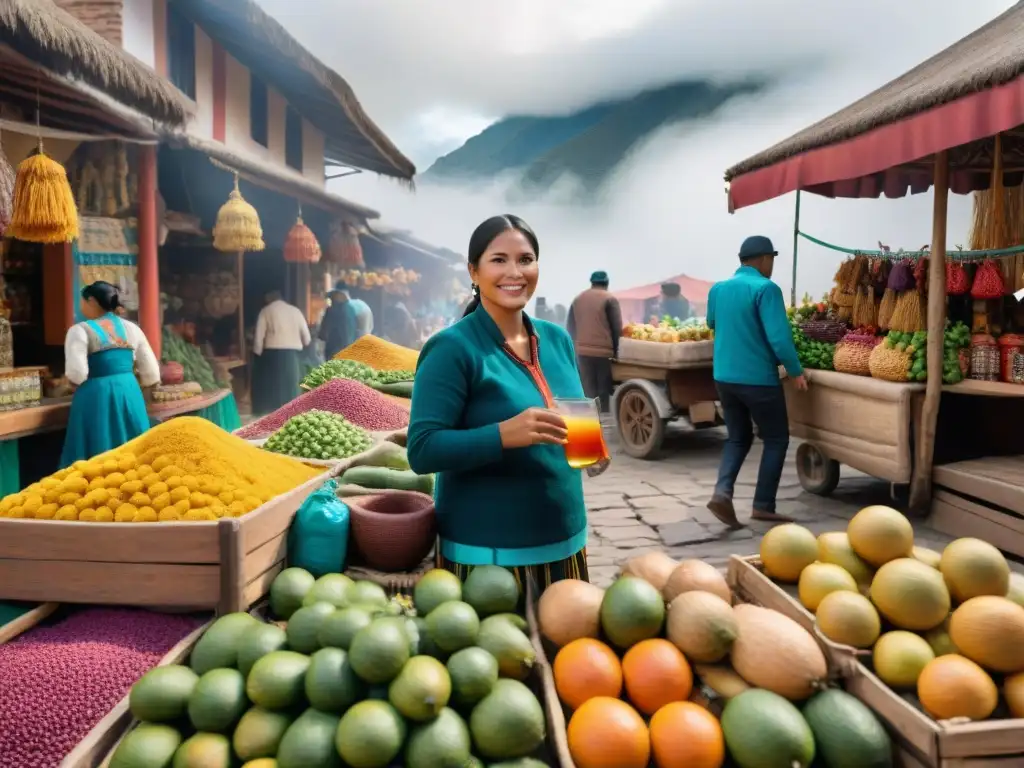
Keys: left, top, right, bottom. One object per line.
{"left": 408, "top": 215, "right": 609, "bottom": 591}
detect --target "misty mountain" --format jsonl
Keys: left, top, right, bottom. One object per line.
{"left": 423, "top": 79, "right": 765, "bottom": 197}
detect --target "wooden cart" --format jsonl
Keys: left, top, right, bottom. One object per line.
{"left": 783, "top": 370, "right": 925, "bottom": 499}
{"left": 610, "top": 359, "right": 720, "bottom": 458}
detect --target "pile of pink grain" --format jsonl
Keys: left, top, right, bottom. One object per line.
{"left": 0, "top": 608, "right": 205, "bottom": 768}
{"left": 237, "top": 378, "right": 410, "bottom": 438}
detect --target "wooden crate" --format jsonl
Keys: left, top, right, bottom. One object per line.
{"left": 95, "top": 586, "right": 568, "bottom": 768}
{"left": 845, "top": 662, "right": 1024, "bottom": 767}
{"left": 0, "top": 468, "right": 338, "bottom": 613}
{"left": 726, "top": 556, "right": 1024, "bottom": 766}
{"left": 61, "top": 618, "right": 212, "bottom": 768}
{"left": 534, "top": 569, "right": 849, "bottom": 768}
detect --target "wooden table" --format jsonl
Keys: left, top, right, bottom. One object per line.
{"left": 0, "top": 389, "right": 233, "bottom": 441}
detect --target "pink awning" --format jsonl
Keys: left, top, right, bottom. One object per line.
{"left": 727, "top": 75, "right": 1024, "bottom": 212}
{"left": 614, "top": 273, "right": 713, "bottom": 303}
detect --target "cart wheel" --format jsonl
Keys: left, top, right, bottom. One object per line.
{"left": 617, "top": 387, "right": 666, "bottom": 459}
{"left": 795, "top": 442, "right": 840, "bottom": 496}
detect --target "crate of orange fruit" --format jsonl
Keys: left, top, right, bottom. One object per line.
{"left": 533, "top": 551, "right": 908, "bottom": 768}
{"left": 730, "top": 509, "right": 1024, "bottom": 767}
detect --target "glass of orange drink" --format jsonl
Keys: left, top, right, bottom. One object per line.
{"left": 553, "top": 397, "right": 606, "bottom": 469}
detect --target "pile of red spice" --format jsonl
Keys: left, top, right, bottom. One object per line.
{"left": 238, "top": 378, "right": 410, "bottom": 438}
{"left": 0, "top": 608, "right": 205, "bottom": 767}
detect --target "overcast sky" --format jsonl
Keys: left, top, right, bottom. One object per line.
{"left": 258, "top": 0, "right": 1016, "bottom": 305}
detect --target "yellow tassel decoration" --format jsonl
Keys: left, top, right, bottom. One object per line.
{"left": 213, "top": 174, "right": 264, "bottom": 252}
{"left": 9, "top": 149, "right": 79, "bottom": 243}
{"left": 283, "top": 214, "right": 321, "bottom": 263}
{"left": 878, "top": 288, "right": 896, "bottom": 329}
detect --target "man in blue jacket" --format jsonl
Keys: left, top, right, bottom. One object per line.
{"left": 706, "top": 236, "right": 808, "bottom": 528}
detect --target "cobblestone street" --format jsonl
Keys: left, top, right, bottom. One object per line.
{"left": 584, "top": 423, "right": 958, "bottom": 588}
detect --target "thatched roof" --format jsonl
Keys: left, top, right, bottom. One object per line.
{"left": 725, "top": 2, "right": 1024, "bottom": 180}
{"left": 0, "top": 0, "right": 191, "bottom": 127}
{"left": 170, "top": 0, "right": 415, "bottom": 181}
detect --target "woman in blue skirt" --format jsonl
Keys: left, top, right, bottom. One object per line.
{"left": 60, "top": 281, "right": 161, "bottom": 467}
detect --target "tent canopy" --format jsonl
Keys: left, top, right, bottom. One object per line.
{"left": 725, "top": 2, "right": 1024, "bottom": 211}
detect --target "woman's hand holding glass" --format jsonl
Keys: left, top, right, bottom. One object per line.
{"left": 499, "top": 407, "right": 568, "bottom": 448}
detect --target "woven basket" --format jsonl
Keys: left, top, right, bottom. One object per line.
{"left": 347, "top": 491, "right": 436, "bottom": 572}
{"left": 800, "top": 320, "right": 848, "bottom": 343}
{"left": 868, "top": 344, "right": 911, "bottom": 382}
{"left": 833, "top": 336, "right": 880, "bottom": 376}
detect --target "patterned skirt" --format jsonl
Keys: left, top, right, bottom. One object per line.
{"left": 435, "top": 547, "right": 590, "bottom": 592}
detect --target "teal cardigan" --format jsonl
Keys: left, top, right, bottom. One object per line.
{"left": 407, "top": 308, "right": 588, "bottom": 566}
{"left": 706, "top": 265, "right": 803, "bottom": 386}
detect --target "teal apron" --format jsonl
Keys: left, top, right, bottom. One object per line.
{"left": 60, "top": 314, "right": 150, "bottom": 467}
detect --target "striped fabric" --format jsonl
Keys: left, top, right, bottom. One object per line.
{"left": 435, "top": 547, "right": 590, "bottom": 590}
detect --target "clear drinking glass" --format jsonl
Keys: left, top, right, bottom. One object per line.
{"left": 552, "top": 397, "right": 605, "bottom": 469}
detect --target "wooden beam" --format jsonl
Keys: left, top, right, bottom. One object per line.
{"left": 910, "top": 151, "right": 950, "bottom": 512}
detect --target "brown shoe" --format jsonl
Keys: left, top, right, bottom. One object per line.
{"left": 707, "top": 496, "right": 744, "bottom": 529}
{"left": 751, "top": 509, "right": 795, "bottom": 523}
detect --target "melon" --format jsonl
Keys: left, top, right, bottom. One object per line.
{"left": 760, "top": 524, "right": 819, "bottom": 583}
{"left": 847, "top": 506, "right": 914, "bottom": 567}
{"left": 948, "top": 596, "right": 1024, "bottom": 674}
{"left": 869, "top": 558, "right": 950, "bottom": 631}
{"left": 815, "top": 591, "right": 881, "bottom": 649}
{"left": 1008, "top": 573, "right": 1024, "bottom": 608}
{"left": 817, "top": 532, "right": 874, "bottom": 589}
{"left": 730, "top": 604, "right": 827, "bottom": 701}
{"left": 661, "top": 560, "right": 731, "bottom": 604}
{"left": 1006, "top": 671, "right": 1024, "bottom": 718}
{"left": 912, "top": 546, "right": 942, "bottom": 569}
{"left": 940, "top": 538, "right": 1011, "bottom": 603}
{"left": 873, "top": 631, "right": 934, "bottom": 689}
{"left": 665, "top": 590, "right": 738, "bottom": 663}
{"left": 620, "top": 552, "right": 677, "bottom": 592}
{"left": 536, "top": 579, "right": 604, "bottom": 649}
{"left": 599, "top": 576, "right": 665, "bottom": 649}
{"left": 917, "top": 654, "right": 998, "bottom": 721}
{"left": 923, "top": 617, "right": 958, "bottom": 657}
{"left": 798, "top": 562, "right": 858, "bottom": 612}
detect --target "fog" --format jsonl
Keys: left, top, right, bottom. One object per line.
{"left": 329, "top": 62, "right": 975, "bottom": 307}
{"left": 255, "top": 0, "right": 1011, "bottom": 306}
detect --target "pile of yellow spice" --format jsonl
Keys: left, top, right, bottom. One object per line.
{"left": 0, "top": 417, "right": 320, "bottom": 523}
{"left": 333, "top": 334, "right": 419, "bottom": 371}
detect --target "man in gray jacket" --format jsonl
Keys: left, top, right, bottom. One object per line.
{"left": 567, "top": 270, "right": 622, "bottom": 414}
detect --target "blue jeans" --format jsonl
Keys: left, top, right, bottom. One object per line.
{"left": 713, "top": 382, "right": 790, "bottom": 513}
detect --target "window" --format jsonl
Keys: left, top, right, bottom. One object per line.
{"left": 166, "top": 4, "right": 195, "bottom": 99}
{"left": 250, "top": 74, "right": 268, "bottom": 147}
{"left": 285, "top": 106, "right": 303, "bottom": 171}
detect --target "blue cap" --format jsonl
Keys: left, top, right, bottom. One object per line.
{"left": 590, "top": 270, "right": 609, "bottom": 284}
{"left": 739, "top": 235, "right": 777, "bottom": 261}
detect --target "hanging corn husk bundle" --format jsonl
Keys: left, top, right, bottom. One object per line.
{"left": 852, "top": 258, "right": 879, "bottom": 327}
{"left": 213, "top": 173, "right": 264, "bottom": 252}
{"left": 9, "top": 142, "right": 79, "bottom": 243}
{"left": 890, "top": 291, "right": 924, "bottom": 332}
{"left": 327, "top": 219, "right": 364, "bottom": 267}
{"left": 283, "top": 213, "right": 321, "bottom": 263}
{"left": 0, "top": 134, "right": 14, "bottom": 238}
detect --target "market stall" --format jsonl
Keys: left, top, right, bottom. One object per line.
{"left": 724, "top": 3, "right": 1024, "bottom": 555}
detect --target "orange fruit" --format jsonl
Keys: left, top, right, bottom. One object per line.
{"left": 621, "top": 638, "right": 693, "bottom": 715}
{"left": 649, "top": 701, "right": 725, "bottom": 768}
{"left": 553, "top": 638, "right": 623, "bottom": 710}
{"left": 567, "top": 697, "right": 650, "bottom": 768}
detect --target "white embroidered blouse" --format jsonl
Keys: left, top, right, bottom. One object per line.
{"left": 64, "top": 317, "right": 161, "bottom": 388}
